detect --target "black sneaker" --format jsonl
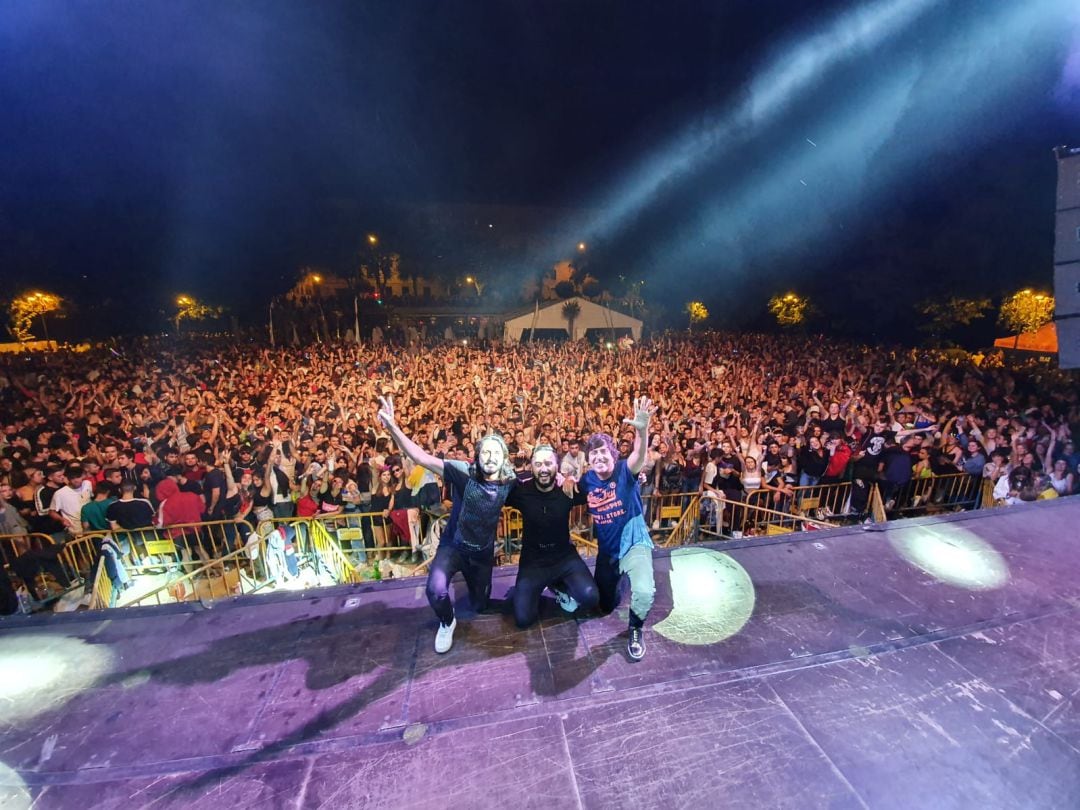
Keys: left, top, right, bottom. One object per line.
{"left": 627, "top": 627, "right": 646, "bottom": 661}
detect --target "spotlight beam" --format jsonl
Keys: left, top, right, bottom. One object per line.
{"left": 641, "top": 0, "right": 1074, "bottom": 287}
{"left": 553, "top": 0, "right": 939, "bottom": 251}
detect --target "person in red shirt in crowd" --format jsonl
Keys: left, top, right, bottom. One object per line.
{"left": 155, "top": 478, "right": 211, "bottom": 564}
{"left": 820, "top": 433, "right": 852, "bottom": 485}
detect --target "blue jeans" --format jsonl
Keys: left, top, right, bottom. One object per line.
{"left": 594, "top": 543, "right": 656, "bottom": 628}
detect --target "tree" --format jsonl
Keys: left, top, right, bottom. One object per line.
{"left": 767, "top": 292, "right": 808, "bottom": 327}
{"left": 580, "top": 277, "right": 602, "bottom": 299}
{"left": 618, "top": 276, "right": 646, "bottom": 318}
{"left": 561, "top": 300, "right": 581, "bottom": 341}
{"left": 8, "top": 291, "right": 63, "bottom": 343}
{"left": 998, "top": 289, "right": 1054, "bottom": 340}
{"left": 916, "top": 297, "right": 992, "bottom": 335}
{"left": 685, "top": 301, "right": 708, "bottom": 331}
{"left": 554, "top": 280, "right": 575, "bottom": 299}
{"left": 174, "top": 295, "right": 224, "bottom": 332}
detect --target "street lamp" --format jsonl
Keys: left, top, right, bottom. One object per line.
{"left": 367, "top": 234, "right": 378, "bottom": 246}
{"left": 578, "top": 242, "right": 587, "bottom": 252}
{"left": 464, "top": 276, "right": 483, "bottom": 296}
{"left": 175, "top": 295, "right": 194, "bottom": 332}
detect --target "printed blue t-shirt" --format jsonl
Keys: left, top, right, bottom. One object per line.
{"left": 580, "top": 459, "right": 653, "bottom": 559}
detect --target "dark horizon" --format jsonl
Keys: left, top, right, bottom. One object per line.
{"left": 2, "top": 0, "right": 1078, "bottom": 343}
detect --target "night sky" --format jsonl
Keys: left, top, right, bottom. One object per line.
{"left": 1, "top": 0, "right": 1078, "bottom": 339}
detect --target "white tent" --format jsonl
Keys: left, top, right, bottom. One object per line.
{"left": 503, "top": 297, "right": 643, "bottom": 342}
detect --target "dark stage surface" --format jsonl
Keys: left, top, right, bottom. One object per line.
{"left": 3, "top": 499, "right": 1080, "bottom": 809}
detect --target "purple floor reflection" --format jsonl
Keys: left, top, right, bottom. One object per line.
{"left": 2, "top": 498, "right": 1078, "bottom": 809}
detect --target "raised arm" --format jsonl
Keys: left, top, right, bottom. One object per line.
{"left": 623, "top": 395, "right": 657, "bottom": 476}
{"left": 260, "top": 453, "right": 274, "bottom": 498}
{"left": 1043, "top": 423, "right": 1057, "bottom": 473}
{"left": 377, "top": 395, "right": 445, "bottom": 477}
{"left": 221, "top": 451, "right": 239, "bottom": 498}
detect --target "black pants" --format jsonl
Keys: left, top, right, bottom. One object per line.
{"left": 12, "top": 546, "right": 72, "bottom": 601}
{"left": 513, "top": 554, "right": 599, "bottom": 629}
{"left": 425, "top": 544, "right": 494, "bottom": 626}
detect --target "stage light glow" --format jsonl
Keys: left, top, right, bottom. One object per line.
{"left": 0, "top": 762, "right": 31, "bottom": 810}
{"left": 0, "top": 634, "right": 114, "bottom": 724}
{"left": 654, "top": 547, "right": 755, "bottom": 646}
{"left": 644, "top": 0, "right": 1074, "bottom": 283}
{"left": 561, "top": 0, "right": 937, "bottom": 248}
{"left": 888, "top": 525, "right": 1009, "bottom": 591}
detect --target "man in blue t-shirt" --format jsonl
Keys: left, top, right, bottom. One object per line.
{"left": 378, "top": 395, "right": 515, "bottom": 653}
{"left": 576, "top": 396, "right": 657, "bottom": 661}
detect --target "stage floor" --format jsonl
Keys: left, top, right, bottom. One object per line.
{"left": 3, "top": 498, "right": 1080, "bottom": 809}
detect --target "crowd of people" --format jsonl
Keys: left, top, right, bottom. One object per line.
{"left": 0, "top": 330, "right": 1077, "bottom": 608}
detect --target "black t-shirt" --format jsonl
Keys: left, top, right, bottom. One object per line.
{"left": 714, "top": 471, "right": 746, "bottom": 498}
{"left": 821, "top": 417, "right": 846, "bottom": 436}
{"left": 393, "top": 484, "right": 414, "bottom": 509}
{"left": 31, "top": 484, "right": 66, "bottom": 534}
{"left": 881, "top": 446, "right": 913, "bottom": 485}
{"left": 203, "top": 468, "right": 227, "bottom": 517}
{"left": 505, "top": 479, "right": 585, "bottom": 566}
{"left": 178, "top": 476, "right": 203, "bottom": 496}
{"left": 719, "top": 452, "right": 743, "bottom": 474}
{"left": 106, "top": 498, "right": 156, "bottom": 530}
{"left": 798, "top": 447, "right": 829, "bottom": 478}
{"left": 354, "top": 463, "right": 372, "bottom": 493}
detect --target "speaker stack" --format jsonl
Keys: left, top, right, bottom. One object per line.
{"left": 1054, "top": 145, "right": 1080, "bottom": 369}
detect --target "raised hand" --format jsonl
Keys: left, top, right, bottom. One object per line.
{"left": 623, "top": 396, "right": 656, "bottom": 431}
{"left": 377, "top": 394, "right": 395, "bottom": 428}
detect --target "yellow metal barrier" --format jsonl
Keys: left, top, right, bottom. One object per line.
{"left": 58, "top": 533, "right": 106, "bottom": 580}
{"left": 884, "top": 472, "right": 982, "bottom": 517}
{"left": 659, "top": 495, "right": 701, "bottom": 548}
{"left": 308, "top": 519, "right": 363, "bottom": 584}
{"left": 643, "top": 492, "right": 691, "bottom": 527}
{"left": 30, "top": 473, "right": 1022, "bottom": 613}
{"left": 869, "top": 485, "right": 888, "bottom": 524}
{"left": 0, "top": 531, "right": 66, "bottom": 599}
{"left": 0, "top": 532, "right": 56, "bottom": 571}
{"left": 699, "top": 498, "right": 834, "bottom": 539}
{"left": 980, "top": 478, "right": 1002, "bottom": 508}
{"left": 88, "top": 558, "right": 114, "bottom": 610}
{"left": 791, "top": 481, "right": 855, "bottom": 518}
{"left": 306, "top": 511, "right": 426, "bottom": 561}
{"left": 123, "top": 536, "right": 274, "bottom": 608}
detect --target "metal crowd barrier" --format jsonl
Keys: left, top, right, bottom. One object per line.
{"left": 1, "top": 531, "right": 74, "bottom": 602}
{"left": 5, "top": 475, "right": 1020, "bottom": 613}
{"left": 1, "top": 532, "right": 57, "bottom": 573}
{"left": 642, "top": 491, "right": 694, "bottom": 530}
{"left": 981, "top": 478, "right": 1003, "bottom": 508}
{"left": 657, "top": 495, "right": 701, "bottom": 548}
{"left": 884, "top": 472, "right": 983, "bottom": 518}
{"left": 114, "top": 534, "right": 275, "bottom": 609}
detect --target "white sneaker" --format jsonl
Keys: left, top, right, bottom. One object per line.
{"left": 732, "top": 531, "right": 743, "bottom": 539}
{"left": 435, "top": 618, "right": 457, "bottom": 653}
{"left": 552, "top": 589, "right": 579, "bottom": 613}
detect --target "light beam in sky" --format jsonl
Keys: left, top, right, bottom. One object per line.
{"left": 559, "top": 0, "right": 939, "bottom": 250}
{"left": 641, "top": 0, "right": 1075, "bottom": 289}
